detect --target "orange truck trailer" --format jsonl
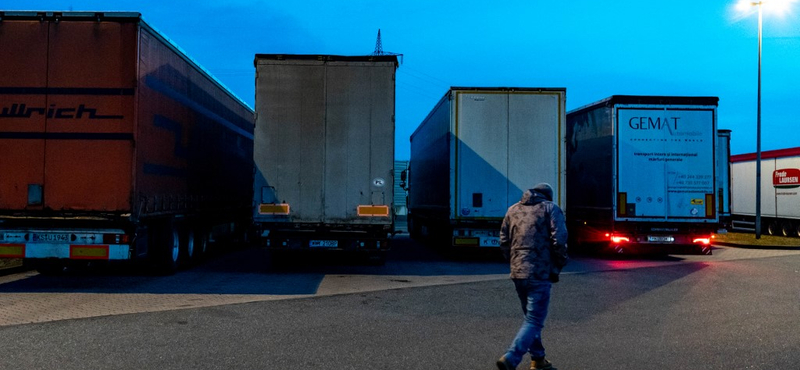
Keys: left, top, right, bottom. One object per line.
{"left": 0, "top": 12, "right": 254, "bottom": 274}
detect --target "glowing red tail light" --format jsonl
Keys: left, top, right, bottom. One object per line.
{"left": 693, "top": 237, "right": 711, "bottom": 245}
{"left": 611, "top": 236, "right": 629, "bottom": 244}
{"left": 607, "top": 233, "right": 629, "bottom": 244}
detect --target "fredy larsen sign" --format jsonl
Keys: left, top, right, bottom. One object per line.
{"left": 773, "top": 168, "right": 800, "bottom": 188}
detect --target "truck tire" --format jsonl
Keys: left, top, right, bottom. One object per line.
{"left": 780, "top": 221, "right": 793, "bottom": 238}
{"left": 191, "top": 227, "right": 210, "bottom": 262}
{"left": 766, "top": 221, "right": 779, "bottom": 236}
{"left": 181, "top": 228, "right": 197, "bottom": 265}
{"left": 151, "top": 221, "right": 181, "bottom": 275}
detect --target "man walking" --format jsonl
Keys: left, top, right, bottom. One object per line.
{"left": 496, "top": 183, "right": 568, "bottom": 370}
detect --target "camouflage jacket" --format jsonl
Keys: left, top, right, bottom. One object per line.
{"left": 499, "top": 189, "right": 568, "bottom": 280}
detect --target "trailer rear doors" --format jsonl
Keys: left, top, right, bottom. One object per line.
{"left": 0, "top": 16, "right": 136, "bottom": 213}
{"left": 452, "top": 90, "right": 565, "bottom": 220}
{"left": 614, "top": 105, "right": 717, "bottom": 222}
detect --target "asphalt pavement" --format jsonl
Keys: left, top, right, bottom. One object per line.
{"left": 0, "top": 237, "right": 799, "bottom": 369}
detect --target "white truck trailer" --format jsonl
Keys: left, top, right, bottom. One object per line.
{"left": 730, "top": 147, "right": 800, "bottom": 237}
{"left": 252, "top": 54, "right": 398, "bottom": 262}
{"left": 405, "top": 87, "right": 566, "bottom": 248}
{"left": 566, "top": 95, "right": 719, "bottom": 254}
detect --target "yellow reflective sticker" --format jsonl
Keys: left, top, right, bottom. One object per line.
{"left": 0, "top": 244, "right": 25, "bottom": 258}
{"left": 453, "top": 237, "right": 479, "bottom": 246}
{"left": 357, "top": 205, "right": 389, "bottom": 217}
{"left": 70, "top": 245, "right": 109, "bottom": 259}
{"left": 259, "top": 204, "right": 290, "bottom": 215}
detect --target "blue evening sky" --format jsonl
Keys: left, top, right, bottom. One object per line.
{"left": 5, "top": 1, "right": 799, "bottom": 159}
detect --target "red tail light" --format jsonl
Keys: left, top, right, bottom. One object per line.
{"left": 102, "top": 234, "right": 130, "bottom": 244}
{"left": 693, "top": 237, "right": 711, "bottom": 245}
{"left": 611, "top": 236, "right": 629, "bottom": 244}
{"left": 607, "top": 234, "right": 629, "bottom": 244}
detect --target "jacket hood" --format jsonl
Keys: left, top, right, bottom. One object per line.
{"left": 520, "top": 183, "right": 553, "bottom": 205}
{"left": 533, "top": 183, "right": 554, "bottom": 201}
{"left": 520, "top": 189, "right": 549, "bottom": 206}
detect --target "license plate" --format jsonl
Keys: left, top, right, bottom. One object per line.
{"left": 479, "top": 236, "right": 501, "bottom": 247}
{"left": 309, "top": 240, "right": 338, "bottom": 248}
{"left": 647, "top": 236, "right": 675, "bottom": 243}
{"left": 32, "top": 233, "right": 70, "bottom": 243}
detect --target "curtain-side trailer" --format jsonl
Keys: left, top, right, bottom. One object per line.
{"left": 566, "top": 95, "right": 719, "bottom": 254}
{"left": 730, "top": 147, "right": 800, "bottom": 237}
{"left": 406, "top": 87, "right": 567, "bottom": 248}
{"left": 0, "top": 12, "right": 254, "bottom": 274}
{"left": 252, "top": 54, "right": 397, "bottom": 262}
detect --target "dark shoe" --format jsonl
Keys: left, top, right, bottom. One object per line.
{"left": 530, "top": 357, "right": 555, "bottom": 370}
{"left": 496, "top": 355, "right": 515, "bottom": 370}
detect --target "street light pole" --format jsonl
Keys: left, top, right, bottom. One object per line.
{"left": 755, "top": 1, "right": 763, "bottom": 239}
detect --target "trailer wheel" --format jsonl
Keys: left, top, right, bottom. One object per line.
{"left": 181, "top": 228, "right": 196, "bottom": 265}
{"left": 151, "top": 221, "right": 181, "bottom": 275}
{"left": 766, "top": 221, "right": 779, "bottom": 236}
{"left": 780, "top": 221, "right": 793, "bottom": 238}
{"left": 192, "top": 228, "right": 210, "bottom": 261}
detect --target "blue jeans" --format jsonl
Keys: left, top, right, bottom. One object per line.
{"left": 504, "top": 279, "right": 552, "bottom": 367}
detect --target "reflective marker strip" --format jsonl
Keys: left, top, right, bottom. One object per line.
{"left": 357, "top": 205, "right": 389, "bottom": 217}
{"left": 259, "top": 204, "right": 290, "bottom": 215}
{"left": 5, "top": 244, "right": 132, "bottom": 260}
{"left": 453, "top": 237, "right": 479, "bottom": 246}
{"left": 0, "top": 244, "right": 26, "bottom": 258}
{"left": 706, "top": 194, "right": 715, "bottom": 218}
{"left": 70, "top": 245, "right": 109, "bottom": 260}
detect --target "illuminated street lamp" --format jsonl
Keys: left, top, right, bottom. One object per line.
{"left": 736, "top": 0, "right": 793, "bottom": 239}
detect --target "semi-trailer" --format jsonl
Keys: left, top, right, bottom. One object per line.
{"left": 252, "top": 54, "right": 398, "bottom": 262}
{"left": 405, "top": 87, "right": 567, "bottom": 248}
{"left": 0, "top": 12, "right": 255, "bottom": 273}
{"left": 730, "top": 147, "right": 800, "bottom": 237}
{"left": 566, "top": 95, "right": 719, "bottom": 254}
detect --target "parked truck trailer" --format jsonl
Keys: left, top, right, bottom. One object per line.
{"left": 0, "top": 12, "right": 255, "bottom": 273}
{"left": 730, "top": 147, "right": 800, "bottom": 237}
{"left": 405, "top": 87, "right": 567, "bottom": 248}
{"left": 566, "top": 95, "right": 719, "bottom": 254}
{"left": 252, "top": 54, "right": 398, "bottom": 262}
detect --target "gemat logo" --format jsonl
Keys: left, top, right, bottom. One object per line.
{"left": 628, "top": 116, "right": 679, "bottom": 133}
{"left": 0, "top": 103, "right": 123, "bottom": 120}
{"left": 625, "top": 114, "right": 703, "bottom": 137}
